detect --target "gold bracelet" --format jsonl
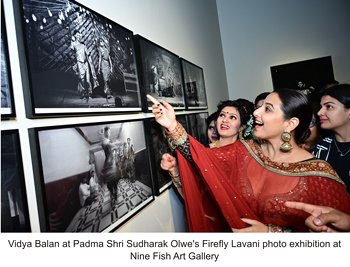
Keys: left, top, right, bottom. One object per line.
{"left": 164, "top": 122, "right": 188, "bottom": 148}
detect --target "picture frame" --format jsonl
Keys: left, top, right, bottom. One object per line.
{"left": 270, "top": 56, "right": 335, "bottom": 92}
{"left": 29, "top": 119, "right": 154, "bottom": 232}
{"left": 145, "top": 115, "right": 189, "bottom": 196}
{"left": 134, "top": 34, "right": 186, "bottom": 111}
{"left": 181, "top": 58, "right": 208, "bottom": 109}
{"left": 1, "top": 130, "right": 31, "bottom": 232}
{"left": 1, "top": 3, "right": 16, "bottom": 119}
{"left": 17, "top": 0, "right": 142, "bottom": 118}
{"left": 186, "top": 112, "right": 209, "bottom": 145}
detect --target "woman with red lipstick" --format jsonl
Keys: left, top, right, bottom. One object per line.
{"left": 161, "top": 99, "right": 254, "bottom": 198}
{"left": 312, "top": 84, "right": 350, "bottom": 194}
{"left": 148, "top": 88, "right": 350, "bottom": 232}
{"left": 206, "top": 112, "right": 219, "bottom": 144}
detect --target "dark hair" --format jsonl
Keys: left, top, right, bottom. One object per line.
{"left": 274, "top": 88, "right": 312, "bottom": 144}
{"left": 320, "top": 79, "right": 339, "bottom": 90}
{"left": 206, "top": 112, "right": 218, "bottom": 128}
{"left": 216, "top": 98, "right": 254, "bottom": 126}
{"left": 104, "top": 126, "right": 110, "bottom": 135}
{"left": 322, "top": 84, "right": 350, "bottom": 109}
{"left": 254, "top": 92, "right": 270, "bottom": 107}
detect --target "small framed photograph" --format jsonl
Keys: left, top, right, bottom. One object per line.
{"left": 29, "top": 120, "right": 154, "bottom": 232}
{"left": 134, "top": 35, "right": 186, "bottom": 111}
{"left": 145, "top": 115, "right": 189, "bottom": 195}
{"left": 1, "top": 130, "right": 31, "bottom": 232}
{"left": 270, "top": 56, "right": 335, "bottom": 92}
{"left": 1, "top": 5, "right": 16, "bottom": 119}
{"left": 186, "top": 112, "right": 209, "bottom": 145}
{"left": 17, "top": 0, "right": 142, "bottom": 117}
{"left": 181, "top": 58, "right": 208, "bottom": 109}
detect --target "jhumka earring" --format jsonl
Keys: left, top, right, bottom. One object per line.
{"left": 280, "top": 132, "right": 292, "bottom": 152}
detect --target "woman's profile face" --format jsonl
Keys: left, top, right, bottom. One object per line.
{"left": 253, "top": 93, "right": 289, "bottom": 141}
{"left": 318, "top": 95, "right": 350, "bottom": 131}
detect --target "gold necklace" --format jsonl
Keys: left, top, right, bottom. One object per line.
{"left": 333, "top": 139, "right": 350, "bottom": 157}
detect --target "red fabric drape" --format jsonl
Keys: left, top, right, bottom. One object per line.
{"left": 177, "top": 136, "right": 350, "bottom": 232}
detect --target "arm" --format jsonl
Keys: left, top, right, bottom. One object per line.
{"left": 160, "top": 153, "right": 183, "bottom": 198}
{"left": 148, "top": 94, "right": 192, "bottom": 161}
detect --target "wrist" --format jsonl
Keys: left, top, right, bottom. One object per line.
{"left": 167, "top": 121, "right": 178, "bottom": 132}
{"left": 169, "top": 169, "right": 179, "bottom": 177}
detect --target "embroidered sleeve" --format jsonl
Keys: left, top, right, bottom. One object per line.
{"left": 164, "top": 121, "right": 193, "bottom": 162}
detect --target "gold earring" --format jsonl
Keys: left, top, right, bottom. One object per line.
{"left": 280, "top": 132, "right": 292, "bottom": 152}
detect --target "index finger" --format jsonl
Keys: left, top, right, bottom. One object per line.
{"left": 285, "top": 201, "right": 321, "bottom": 216}
{"left": 146, "top": 94, "right": 161, "bottom": 105}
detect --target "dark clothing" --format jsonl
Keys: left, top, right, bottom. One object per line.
{"left": 313, "top": 135, "right": 350, "bottom": 194}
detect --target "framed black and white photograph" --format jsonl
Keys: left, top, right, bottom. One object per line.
{"left": 29, "top": 120, "right": 154, "bottom": 232}
{"left": 1, "top": 4, "right": 16, "bottom": 119}
{"left": 134, "top": 35, "right": 186, "bottom": 111}
{"left": 181, "top": 58, "right": 208, "bottom": 109}
{"left": 186, "top": 112, "right": 209, "bottom": 146}
{"left": 270, "top": 56, "right": 335, "bottom": 93}
{"left": 1, "top": 130, "right": 31, "bottom": 232}
{"left": 18, "top": 0, "right": 142, "bottom": 117}
{"left": 145, "top": 115, "right": 189, "bottom": 195}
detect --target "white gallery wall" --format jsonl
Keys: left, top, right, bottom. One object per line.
{"left": 1, "top": 0, "right": 228, "bottom": 232}
{"left": 217, "top": 0, "right": 350, "bottom": 101}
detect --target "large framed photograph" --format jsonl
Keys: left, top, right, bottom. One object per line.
{"left": 181, "top": 58, "right": 208, "bottom": 109}
{"left": 29, "top": 120, "right": 154, "bottom": 232}
{"left": 145, "top": 115, "right": 188, "bottom": 195}
{"left": 270, "top": 56, "right": 335, "bottom": 93}
{"left": 134, "top": 35, "right": 186, "bottom": 111}
{"left": 17, "top": 0, "right": 142, "bottom": 117}
{"left": 1, "top": 4, "right": 16, "bottom": 119}
{"left": 1, "top": 130, "right": 31, "bottom": 232}
{"left": 186, "top": 112, "right": 209, "bottom": 146}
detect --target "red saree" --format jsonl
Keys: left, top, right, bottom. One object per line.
{"left": 177, "top": 136, "right": 350, "bottom": 232}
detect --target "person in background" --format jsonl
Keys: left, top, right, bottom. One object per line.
{"left": 312, "top": 84, "right": 350, "bottom": 194}
{"left": 162, "top": 99, "right": 254, "bottom": 198}
{"left": 321, "top": 79, "right": 339, "bottom": 90}
{"left": 79, "top": 176, "right": 92, "bottom": 207}
{"left": 148, "top": 89, "right": 350, "bottom": 232}
{"left": 97, "top": 37, "right": 113, "bottom": 100}
{"left": 300, "top": 90, "right": 322, "bottom": 151}
{"left": 70, "top": 30, "right": 98, "bottom": 101}
{"left": 206, "top": 112, "right": 219, "bottom": 144}
{"left": 254, "top": 91, "right": 270, "bottom": 109}
{"left": 285, "top": 201, "right": 350, "bottom": 232}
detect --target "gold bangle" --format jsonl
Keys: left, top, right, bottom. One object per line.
{"left": 165, "top": 122, "right": 187, "bottom": 147}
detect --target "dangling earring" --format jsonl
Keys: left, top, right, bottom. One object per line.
{"left": 280, "top": 132, "right": 292, "bottom": 152}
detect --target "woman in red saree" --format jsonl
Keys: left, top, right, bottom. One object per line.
{"left": 147, "top": 89, "right": 350, "bottom": 232}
